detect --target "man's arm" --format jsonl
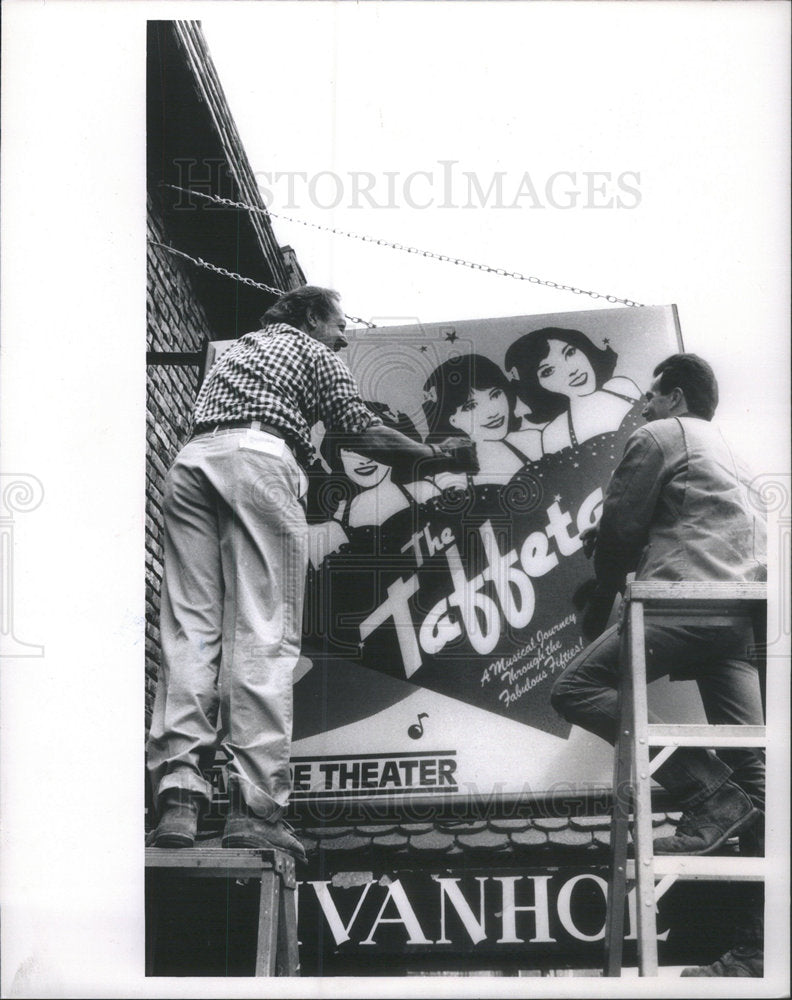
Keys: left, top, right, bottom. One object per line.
{"left": 594, "top": 427, "right": 666, "bottom": 589}
{"left": 579, "top": 428, "right": 666, "bottom": 640}
{"left": 351, "top": 424, "right": 477, "bottom": 478}
{"left": 316, "top": 347, "right": 478, "bottom": 476}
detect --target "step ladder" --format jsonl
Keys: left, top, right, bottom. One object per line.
{"left": 603, "top": 580, "right": 767, "bottom": 976}
{"left": 145, "top": 847, "right": 300, "bottom": 976}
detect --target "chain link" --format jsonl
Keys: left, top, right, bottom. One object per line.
{"left": 162, "top": 184, "right": 644, "bottom": 308}
{"left": 148, "top": 240, "right": 376, "bottom": 327}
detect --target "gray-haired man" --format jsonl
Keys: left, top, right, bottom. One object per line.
{"left": 147, "top": 287, "right": 478, "bottom": 859}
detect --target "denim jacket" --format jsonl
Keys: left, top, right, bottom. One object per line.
{"left": 595, "top": 416, "right": 767, "bottom": 589}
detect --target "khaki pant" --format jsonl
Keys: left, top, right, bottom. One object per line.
{"left": 147, "top": 427, "right": 308, "bottom": 819}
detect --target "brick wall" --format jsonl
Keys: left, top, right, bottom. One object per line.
{"left": 145, "top": 194, "right": 214, "bottom": 729}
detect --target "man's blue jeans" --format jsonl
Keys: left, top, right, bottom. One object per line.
{"left": 551, "top": 621, "right": 765, "bottom": 810}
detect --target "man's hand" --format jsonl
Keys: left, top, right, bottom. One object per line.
{"left": 306, "top": 516, "right": 347, "bottom": 570}
{"left": 579, "top": 525, "right": 599, "bottom": 560}
{"left": 431, "top": 438, "right": 479, "bottom": 474}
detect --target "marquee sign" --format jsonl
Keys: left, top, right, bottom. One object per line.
{"left": 297, "top": 867, "right": 638, "bottom": 952}
{"left": 293, "top": 863, "right": 742, "bottom": 975}
{"left": 146, "top": 859, "right": 747, "bottom": 976}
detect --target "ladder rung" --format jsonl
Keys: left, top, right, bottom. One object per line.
{"left": 647, "top": 724, "right": 766, "bottom": 747}
{"left": 627, "top": 581, "right": 767, "bottom": 604}
{"left": 627, "top": 855, "right": 765, "bottom": 881}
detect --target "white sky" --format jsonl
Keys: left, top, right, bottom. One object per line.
{"left": 198, "top": 2, "right": 790, "bottom": 473}
{"left": 1, "top": 2, "right": 790, "bottom": 997}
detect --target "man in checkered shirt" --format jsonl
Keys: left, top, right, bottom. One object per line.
{"left": 147, "top": 286, "right": 478, "bottom": 860}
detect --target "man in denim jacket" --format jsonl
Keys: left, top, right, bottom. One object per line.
{"left": 552, "top": 353, "right": 766, "bottom": 976}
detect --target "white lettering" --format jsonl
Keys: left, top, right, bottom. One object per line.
{"left": 556, "top": 874, "right": 607, "bottom": 941}
{"left": 495, "top": 876, "right": 556, "bottom": 943}
{"left": 401, "top": 529, "right": 424, "bottom": 566}
{"left": 446, "top": 544, "right": 501, "bottom": 655}
{"left": 626, "top": 885, "right": 671, "bottom": 942}
{"left": 435, "top": 877, "right": 488, "bottom": 945}
{"left": 363, "top": 492, "right": 598, "bottom": 672}
{"left": 360, "top": 879, "right": 433, "bottom": 945}
{"left": 576, "top": 487, "right": 603, "bottom": 534}
{"left": 309, "top": 880, "right": 373, "bottom": 946}
{"left": 359, "top": 574, "right": 421, "bottom": 677}
{"left": 519, "top": 530, "right": 559, "bottom": 577}
{"left": 545, "top": 501, "right": 582, "bottom": 556}
{"left": 423, "top": 524, "right": 447, "bottom": 558}
{"left": 480, "top": 521, "right": 535, "bottom": 630}
{"left": 419, "top": 597, "right": 461, "bottom": 656}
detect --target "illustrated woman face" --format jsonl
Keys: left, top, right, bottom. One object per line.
{"left": 448, "top": 386, "right": 510, "bottom": 442}
{"left": 340, "top": 449, "right": 390, "bottom": 489}
{"left": 536, "top": 339, "right": 596, "bottom": 399}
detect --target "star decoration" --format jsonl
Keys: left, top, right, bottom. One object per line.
{"left": 603, "top": 338, "right": 610, "bottom": 346}
{"left": 444, "top": 330, "right": 458, "bottom": 343}
{"left": 419, "top": 345, "right": 428, "bottom": 353}
{"left": 554, "top": 494, "right": 562, "bottom": 503}
{"left": 573, "top": 462, "right": 579, "bottom": 468}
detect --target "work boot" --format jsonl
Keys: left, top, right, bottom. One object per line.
{"left": 653, "top": 781, "right": 759, "bottom": 855}
{"left": 222, "top": 811, "right": 308, "bottom": 863}
{"left": 681, "top": 946, "right": 763, "bottom": 977}
{"left": 152, "top": 789, "right": 203, "bottom": 848}
{"left": 738, "top": 811, "right": 765, "bottom": 856}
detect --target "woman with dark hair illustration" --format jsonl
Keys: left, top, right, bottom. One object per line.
{"left": 504, "top": 328, "right": 641, "bottom": 455}
{"left": 422, "top": 353, "right": 542, "bottom": 488}
{"left": 307, "top": 402, "right": 438, "bottom": 566}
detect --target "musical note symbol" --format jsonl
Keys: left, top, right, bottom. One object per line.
{"left": 408, "top": 713, "right": 429, "bottom": 740}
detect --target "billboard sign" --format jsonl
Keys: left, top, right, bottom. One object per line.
{"left": 210, "top": 305, "right": 698, "bottom": 807}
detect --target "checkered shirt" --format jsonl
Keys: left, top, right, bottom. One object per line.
{"left": 193, "top": 323, "right": 381, "bottom": 468}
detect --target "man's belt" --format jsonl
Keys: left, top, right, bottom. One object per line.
{"left": 191, "top": 419, "right": 286, "bottom": 441}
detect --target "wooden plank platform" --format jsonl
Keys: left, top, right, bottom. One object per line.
{"left": 146, "top": 846, "right": 299, "bottom": 975}
{"left": 145, "top": 846, "right": 295, "bottom": 886}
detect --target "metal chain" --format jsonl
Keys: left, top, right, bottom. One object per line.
{"left": 148, "top": 240, "right": 376, "bottom": 327}
{"left": 162, "top": 184, "right": 644, "bottom": 307}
